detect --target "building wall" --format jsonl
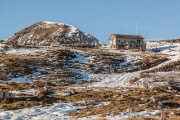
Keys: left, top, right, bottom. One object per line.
{"left": 110, "top": 37, "right": 146, "bottom": 50}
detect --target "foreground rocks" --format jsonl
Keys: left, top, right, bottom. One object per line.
{"left": 0, "top": 90, "right": 15, "bottom": 100}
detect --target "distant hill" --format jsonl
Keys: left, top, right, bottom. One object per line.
{"left": 149, "top": 38, "right": 180, "bottom": 43}
{"left": 5, "top": 21, "right": 105, "bottom": 47}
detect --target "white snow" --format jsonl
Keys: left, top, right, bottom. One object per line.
{"left": 147, "top": 42, "right": 180, "bottom": 59}
{"left": 90, "top": 72, "right": 139, "bottom": 87}
{"left": 6, "top": 48, "right": 47, "bottom": 55}
{"left": 0, "top": 102, "right": 112, "bottom": 120}
{"left": 71, "top": 52, "right": 89, "bottom": 63}
{"left": 8, "top": 75, "right": 32, "bottom": 83}
{"left": 0, "top": 42, "right": 179, "bottom": 119}
{"left": 42, "top": 21, "right": 78, "bottom": 37}
{"left": 68, "top": 25, "right": 78, "bottom": 37}
{"left": 82, "top": 74, "right": 107, "bottom": 82}
{"left": 0, "top": 103, "right": 77, "bottom": 120}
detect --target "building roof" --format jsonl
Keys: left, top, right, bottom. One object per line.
{"left": 109, "top": 34, "right": 144, "bottom": 40}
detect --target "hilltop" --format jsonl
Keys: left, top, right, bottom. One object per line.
{"left": 5, "top": 21, "right": 105, "bottom": 47}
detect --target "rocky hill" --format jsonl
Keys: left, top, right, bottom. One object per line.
{"left": 5, "top": 21, "right": 105, "bottom": 47}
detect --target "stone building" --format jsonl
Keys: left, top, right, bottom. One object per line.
{"left": 109, "top": 34, "right": 146, "bottom": 50}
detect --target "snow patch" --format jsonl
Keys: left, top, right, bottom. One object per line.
{"left": 0, "top": 103, "right": 77, "bottom": 120}
{"left": 90, "top": 72, "right": 139, "bottom": 87}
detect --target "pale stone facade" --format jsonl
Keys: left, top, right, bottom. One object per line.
{"left": 109, "top": 34, "right": 146, "bottom": 50}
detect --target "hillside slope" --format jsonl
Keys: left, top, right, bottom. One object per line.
{"left": 0, "top": 42, "right": 179, "bottom": 119}
{"left": 5, "top": 21, "right": 105, "bottom": 47}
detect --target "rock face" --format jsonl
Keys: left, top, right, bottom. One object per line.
{"left": 6, "top": 21, "right": 105, "bottom": 47}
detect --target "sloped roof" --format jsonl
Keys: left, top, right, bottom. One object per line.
{"left": 109, "top": 34, "right": 144, "bottom": 40}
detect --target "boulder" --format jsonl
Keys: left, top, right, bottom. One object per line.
{"left": 0, "top": 90, "right": 4, "bottom": 100}
{"left": 0, "top": 89, "right": 15, "bottom": 100}
{"left": 4, "top": 91, "right": 11, "bottom": 99}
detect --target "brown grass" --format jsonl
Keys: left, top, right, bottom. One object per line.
{"left": 37, "top": 88, "right": 54, "bottom": 99}
{"left": 127, "top": 117, "right": 156, "bottom": 120}
{"left": 130, "top": 77, "right": 139, "bottom": 84}
{"left": 134, "top": 55, "right": 168, "bottom": 70}
{"left": 66, "top": 88, "right": 159, "bottom": 118}
{"left": 0, "top": 82, "right": 33, "bottom": 91}
{"left": 64, "top": 85, "right": 180, "bottom": 118}
{"left": 130, "top": 72, "right": 150, "bottom": 84}
{"left": 167, "top": 116, "right": 180, "bottom": 120}
{"left": 2, "top": 101, "right": 40, "bottom": 111}
{"left": 0, "top": 54, "right": 45, "bottom": 77}
{"left": 0, "top": 72, "right": 9, "bottom": 80}
{"left": 160, "top": 109, "right": 180, "bottom": 120}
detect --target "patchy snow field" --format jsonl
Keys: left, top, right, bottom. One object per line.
{"left": 0, "top": 103, "right": 76, "bottom": 120}
{"left": 6, "top": 48, "right": 47, "bottom": 55}
{"left": 0, "top": 41, "right": 179, "bottom": 120}
{"left": 90, "top": 72, "right": 139, "bottom": 87}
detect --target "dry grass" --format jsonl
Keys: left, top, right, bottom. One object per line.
{"left": 130, "top": 72, "right": 150, "bottom": 84}
{"left": 36, "top": 88, "right": 54, "bottom": 99}
{"left": 167, "top": 116, "right": 180, "bottom": 120}
{"left": 0, "top": 82, "right": 34, "bottom": 91}
{"left": 0, "top": 54, "right": 45, "bottom": 77}
{"left": 0, "top": 47, "right": 179, "bottom": 120}
{"left": 63, "top": 85, "right": 180, "bottom": 118}
{"left": 130, "top": 60, "right": 180, "bottom": 84}
{"left": 160, "top": 109, "right": 180, "bottom": 120}
{"left": 127, "top": 117, "right": 156, "bottom": 120}
{"left": 134, "top": 55, "right": 168, "bottom": 70}
{"left": 2, "top": 101, "right": 40, "bottom": 111}
{"left": 66, "top": 88, "right": 157, "bottom": 118}
{"left": 130, "top": 77, "right": 140, "bottom": 84}
{"left": 152, "top": 60, "right": 180, "bottom": 72}
{"left": 0, "top": 72, "right": 9, "bottom": 80}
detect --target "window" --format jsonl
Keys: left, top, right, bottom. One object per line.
{"left": 137, "top": 40, "right": 141, "bottom": 44}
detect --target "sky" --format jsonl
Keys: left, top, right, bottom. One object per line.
{"left": 1, "top": 0, "right": 180, "bottom": 45}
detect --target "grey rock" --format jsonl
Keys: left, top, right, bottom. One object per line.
{"left": 0, "top": 90, "right": 4, "bottom": 100}
{"left": 0, "top": 90, "right": 15, "bottom": 100}
{"left": 4, "top": 91, "right": 10, "bottom": 99}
